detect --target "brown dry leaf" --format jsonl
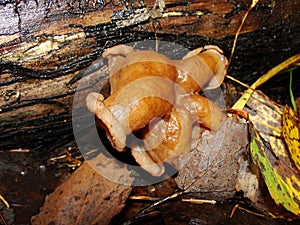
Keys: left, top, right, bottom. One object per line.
{"left": 236, "top": 152, "right": 265, "bottom": 211}
{"left": 176, "top": 118, "right": 248, "bottom": 199}
{"left": 31, "top": 154, "right": 133, "bottom": 225}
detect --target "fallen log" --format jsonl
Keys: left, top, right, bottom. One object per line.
{"left": 0, "top": 0, "right": 299, "bottom": 151}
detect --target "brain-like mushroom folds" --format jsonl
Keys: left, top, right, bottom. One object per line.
{"left": 86, "top": 44, "right": 228, "bottom": 176}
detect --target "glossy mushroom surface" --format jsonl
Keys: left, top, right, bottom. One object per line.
{"left": 86, "top": 44, "right": 228, "bottom": 176}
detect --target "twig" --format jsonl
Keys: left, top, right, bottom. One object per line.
{"left": 129, "top": 195, "right": 217, "bottom": 205}
{"left": 0, "top": 213, "right": 8, "bottom": 225}
{"left": 238, "top": 205, "right": 265, "bottom": 218}
{"left": 181, "top": 198, "right": 216, "bottom": 205}
{"left": 226, "top": 75, "right": 251, "bottom": 89}
{"left": 229, "top": 0, "right": 259, "bottom": 65}
{"left": 122, "top": 190, "right": 184, "bottom": 225}
{"left": 0, "top": 148, "right": 30, "bottom": 153}
{"left": 230, "top": 203, "right": 239, "bottom": 218}
{"left": 230, "top": 204, "right": 265, "bottom": 218}
{"left": 0, "top": 194, "right": 9, "bottom": 209}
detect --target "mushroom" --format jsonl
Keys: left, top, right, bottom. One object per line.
{"left": 86, "top": 44, "right": 228, "bottom": 176}
{"left": 131, "top": 106, "right": 193, "bottom": 176}
{"left": 131, "top": 95, "right": 226, "bottom": 176}
{"left": 176, "top": 45, "right": 228, "bottom": 92}
{"left": 86, "top": 45, "right": 178, "bottom": 151}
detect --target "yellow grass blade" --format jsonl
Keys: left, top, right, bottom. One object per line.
{"left": 232, "top": 53, "right": 300, "bottom": 110}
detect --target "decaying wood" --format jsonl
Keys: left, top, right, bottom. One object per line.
{"left": 0, "top": 0, "right": 299, "bottom": 151}
{"left": 31, "top": 153, "right": 134, "bottom": 225}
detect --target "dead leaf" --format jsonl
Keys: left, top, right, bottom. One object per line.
{"left": 31, "top": 154, "right": 133, "bottom": 225}
{"left": 236, "top": 155, "right": 264, "bottom": 210}
{"left": 245, "top": 91, "right": 300, "bottom": 217}
{"left": 176, "top": 118, "right": 248, "bottom": 200}
{"left": 249, "top": 123, "right": 300, "bottom": 217}
{"left": 245, "top": 91, "right": 291, "bottom": 164}
{"left": 282, "top": 105, "right": 300, "bottom": 172}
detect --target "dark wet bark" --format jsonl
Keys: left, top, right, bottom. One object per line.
{"left": 0, "top": 0, "right": 299, "bottom": 151}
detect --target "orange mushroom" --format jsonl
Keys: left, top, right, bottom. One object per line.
{"left": 87, "top": 46, "right": 178, "bottom": 151}
{"left": 86, "top": 44, "right": 228, "bottom": 176}
{"left": 175, "top": 45, "right": 228, "bottom": 93}
{"left": 131, "top": 106, "right": 193, "bottom": 176}
{"left": 131, "top": 95, "right": 226, "bottom": 176}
